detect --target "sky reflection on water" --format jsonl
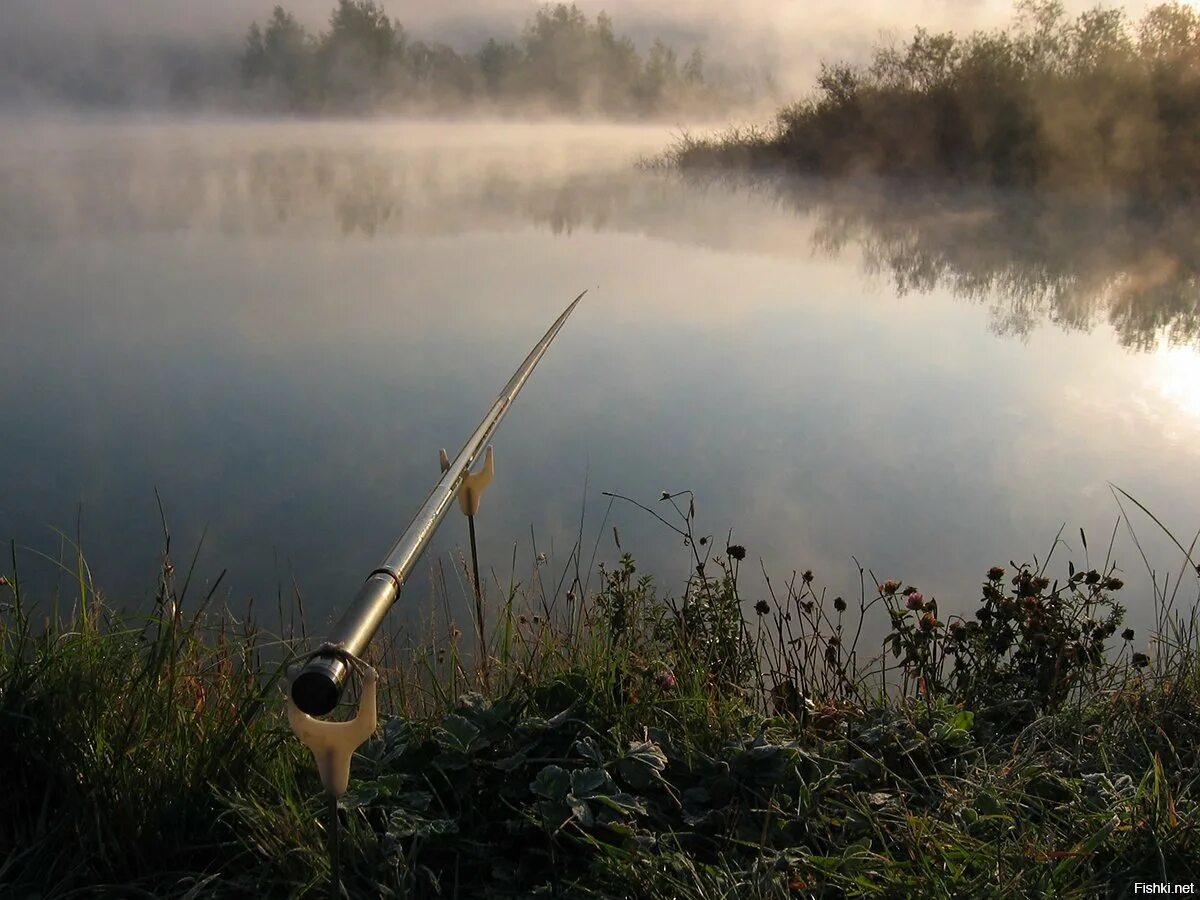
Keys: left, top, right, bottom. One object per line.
{"left": 1, "top": 118, "right": 1196, "bottom": 644}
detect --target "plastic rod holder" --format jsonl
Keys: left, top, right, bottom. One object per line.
{"left": 287, "top": 664, "right": 378, "bottom": 797}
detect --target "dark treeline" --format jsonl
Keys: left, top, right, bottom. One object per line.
{"left": 668, "top": 1, "right": 1200, "bottom": 203}
{"left": 241, "top": 1, "right": 745, "bottom": 116}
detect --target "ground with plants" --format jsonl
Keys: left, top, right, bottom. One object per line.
{"left": 1, "top": 496, "right": 1198, "bottom": 897}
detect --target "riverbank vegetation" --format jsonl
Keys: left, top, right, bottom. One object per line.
{"left": 666, "top": 1, "right": 1200, "bottom": 203}
{"left": 240, "top": 1, "right": 753, "bottom": 116}
{"left": 2, "top": 495, "right": 1198, "bottom": 896}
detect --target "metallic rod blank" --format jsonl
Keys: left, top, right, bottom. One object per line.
{"left": 290, "top": 291, "right": 585, "bottom": 715}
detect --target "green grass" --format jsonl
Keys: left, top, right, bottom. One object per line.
{"left": 1, "top": 493, "right": 1198, "bottom": 897}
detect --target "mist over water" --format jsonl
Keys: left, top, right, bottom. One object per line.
{"left": 0, "top": 0, "right": 1150, "bottom": 113}
{"left": 1, "top": 115, "right": 1197, "bottom": 645}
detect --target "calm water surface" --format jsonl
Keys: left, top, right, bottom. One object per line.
{"left": 2, "top": 117, "right": 1197, "bottom": 640}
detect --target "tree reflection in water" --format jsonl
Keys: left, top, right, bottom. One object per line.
{"left": 6, "top": 131, "right": 1197, "bottom": 350}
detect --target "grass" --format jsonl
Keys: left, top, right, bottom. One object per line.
{"left": 1, "top": 492, "right": 1198, "bottom": 897}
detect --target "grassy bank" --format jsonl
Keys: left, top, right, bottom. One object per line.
{"left": 663, "top": 2, "right": 1200, "bottom": 204}
{"left": 2, "top": 499, "right": 1199, "bottom": 897}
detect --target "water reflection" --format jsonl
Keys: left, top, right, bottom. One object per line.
{"left": 5, "top": 120, "right": 1197, "bottom": 351}
{"left": 1, "top": 119, "right": 1196, "bottom": 644}
{"left": 787, "top": 181, "right": 1200, "bottom": 351}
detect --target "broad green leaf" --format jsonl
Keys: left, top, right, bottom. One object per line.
{"left": 531, "top": 764, "right": 570, "bottom": 801}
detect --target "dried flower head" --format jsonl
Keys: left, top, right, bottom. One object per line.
{"left": 881, "top": 580, "right": 901, "bottom": 595}
{"left": 987, "top": 566, "right": 1005, "bottom": 582}
{"left": 754, "top": 600, "right": 770, "bottom": 616}
{"left": 833, "top": 596, "right": 847, "bottom": 613}
{"left": 1122, "top": 628, "right": 1135, "bottom": 641}
{"left": 1132, "top": 652, "right": 1150, "bottom": 669}
{"left": 727, "top": 545, "right": 746, "bottom": 561}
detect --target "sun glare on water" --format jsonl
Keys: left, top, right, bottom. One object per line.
{"left": 1153, "top": 343, "right": 1200, "bottom": 422}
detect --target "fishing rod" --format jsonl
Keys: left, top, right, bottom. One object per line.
{"left": 289, "top": 290, "right": 586, "bottom": 717}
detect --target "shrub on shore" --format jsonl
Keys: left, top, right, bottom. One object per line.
{"left": 665, "top": 2, "right": 1200, "bottom": 204}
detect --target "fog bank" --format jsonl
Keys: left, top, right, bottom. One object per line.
{"left": 0, "top": 0, "right": 1161, "bottom": 111}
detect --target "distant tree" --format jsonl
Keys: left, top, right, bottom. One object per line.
{"left": 1014, "top": 0, "right": 1070, "bottom": 70}
{"left": 242, "top": 7, "right": 316, "bottom": 107}
{"left": 243, "top": 22, "right": 266, "bottom": 81}
{"left": 321, "top": 0, "right": 401, "bottom": 105}
{"left": 406, "top": 40, "right": 477, "bottom": 101}
{"left": 1067, "top": 8, "right": 1133, "bottom": 73}
{"left": 590, "top": 11, "right": 640, "bottom": 109}
{"left": 477, "top": 38, "right": 522, "bottom": 97}
{"left": 637, "top": 40, "right": 680, "bottom": 111}
{"left": 1138, "top": 2, "right": 1200, "bottom": 65}
{"left": 520, "top": 3, "right": 592, "bottom": 107}
{"left": 871, "top": 28, "right": 959, "bottom": 90}
{"left": 815, "top": 62, "right": 862, "bottom": 108}
{"left": 236, "top": 0, "right": 734, "bottom": 116}
{"left": 682, "top": 48, "right": 706, "bottom": 86}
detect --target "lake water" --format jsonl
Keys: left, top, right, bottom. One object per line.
{"left": 2, "top": 116, "right": 1197, "bottom": 643}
